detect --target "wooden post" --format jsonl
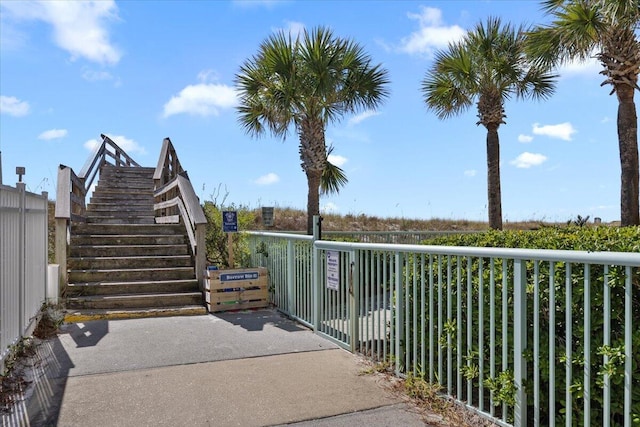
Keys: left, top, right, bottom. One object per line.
{"left": 55, "top": 218, "right": 68, "bottom": 296}
{"left": 195, "top": 223, "right": 206, "bottom": 288}
{"left": 227, "top": 232, "right": 234, "bottom": 269}
{"left": 55, "top": 166, "right": 72, "bottom": 298}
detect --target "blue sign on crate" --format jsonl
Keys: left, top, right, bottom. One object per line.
{"left": 220, "top": 272, "right": 259, "bottom": 282}
{"left": 222, "top": 210, "right": 238, "bottom": 232}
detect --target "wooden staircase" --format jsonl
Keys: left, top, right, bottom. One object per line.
{"left": 64, "top": 164, "right": 207, "bottom": 322}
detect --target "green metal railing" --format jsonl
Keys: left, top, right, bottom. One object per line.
{"left": 244, "top": 231, "right": 639, "bottom": 427}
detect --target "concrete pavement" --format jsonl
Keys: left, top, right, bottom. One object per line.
{"left": 6, "top": 309, "right": 430, "bottom": 426}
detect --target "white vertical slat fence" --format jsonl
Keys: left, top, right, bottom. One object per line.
{"left": 0, "top": 182, "right": 48, "bottom": 367}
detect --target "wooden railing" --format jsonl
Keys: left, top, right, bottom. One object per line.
{"left": 55, "top": 134, "right": 141, "bottom": 290}
{"left": 78, "top": 133, "right": 140, "bottom": 193}
{"left": 153, "top": 137, "right": 207, "bottom": 284}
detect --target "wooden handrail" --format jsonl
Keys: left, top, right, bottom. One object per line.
{"left": 58, "top": 134, "right": 141, "bottom": 221}
{"left": 153, "top": 138, "right": 206, "bottom": 283}
{"left": 55, "top": 133, "right": 142, "bottom": 288}
{"left": 81, "top": 134, "right": 140, "bottom": 187}
{"left": 55, "top": 166, "right": 86, "bottom": 220}
{"left": 153, "top": 137, "right": 184, "bottom": 188}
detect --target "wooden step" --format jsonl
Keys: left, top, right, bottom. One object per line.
{"left": 92, "top": 188, "right": 154, "bottom": 196}
{"left": 71, "top": 234, "right": 186, "bottom": 246}
{"left": 89, "top": 196, "right": 154, "bottom": 205}
{"left": 94, "top": 180, "right": 154, "bottom": 188}
{"left": 87, "top": 205, "right": 153, "bottom": 214}
{"left": 85, "top": 216, "right": 156, "bottom": 225}
{"left": 66, "top": 292, "right": 203, "bottom": 310}
{"left": 70, "top": 244, "right": 189, "bottom": 257}
{"left": 68, "top": 267, "right": 196, "bottom": 282}
{"left": 66, "top": 279, "right": 199, "bottom": 296}
{"left": 63, "top": 306, "right": 207, "bottom": 323}
{"left": 72, "top": 223, "right": 184, "bottom": 235}
{"left": 68, "top": 255, "right": 194, "bottom": 270}
{"left": 65, "top": 164, "right": 202, "bottom": 320}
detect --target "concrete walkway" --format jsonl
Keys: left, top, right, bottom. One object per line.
{"left": 8, "top": 309, "right": 430, "bottom": 426}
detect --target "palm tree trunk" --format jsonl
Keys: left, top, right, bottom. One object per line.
{"left": 486, "top": 125, "right": 503, "bottom": 230}
{"left": 306, "top": 169, "right": 322, "bottom": 235}
{"left": 299, "top": 118, "right": 327, "bottom": 235}
{"left": 616, "top": 84, "right": 640, "bottom": 226}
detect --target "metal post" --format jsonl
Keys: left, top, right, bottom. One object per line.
{"left": 313, "top": 215, "right": 322, "bottom": 240}
{"left": 312, "top": 242, "right": 320, "bottom": 332}
{"left": 513, "top": 259, "right": 527, "bottom": 427}
{"left": 349, "top": 250, "right": 359, "bottom": 352}
{"left": 42, "top": 191, "right": 49, "bottom": 301}
{"left": 312, "top": 215, "right": 321, "bottom": 331}
{"left": 395, "top": 252, "right": 404, "bottom": 376}
{"left": 17, "top": 181, "right": 26, "bottom": 335}
{"left": 287, "top": 240, "right": 294, "bottom": 316}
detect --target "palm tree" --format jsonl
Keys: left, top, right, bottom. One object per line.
{"left": 320, "top": 146, "right": 348, "bottom": 196}
{"left": 422, "top": 17, "right": 557, "bottom": 230}
{"left": 236, "top": 26, "right": 389, "bottom": 234}
{"left": 527, "top": 0, "right": 640, "bottom": 226}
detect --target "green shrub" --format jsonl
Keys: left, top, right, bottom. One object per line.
{"left": 395, "top": 226, "right": 640, "bottom": 425}
{"left": 202, "top": 201, "right": 256, "bottom": 268}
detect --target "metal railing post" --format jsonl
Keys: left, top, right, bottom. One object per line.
{"left": 513, "top": 259, "right": 527, "bottom": 427}
{"left": 42, "top": 191, "right": 48, "bottom": 300}
{"left": 395, "top": 251, "right": 404, "bottom": 376}
{"left": 17, "top": 181, "right": 26, "bottom": 335}
{"left": 349, "top": 249, "right": 359, "bottom": 353}
{"left": 312, "top": 215, "right": 322, "bottom": 331}
{"left": 312, "top": 242, "right": 320, "bottom": 332}
{"left": 287, "top": 239, "right": 295, "bottom": 317}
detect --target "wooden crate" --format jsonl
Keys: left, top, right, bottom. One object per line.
{"left": 204, "top": 267, "right": 269, "bottom": 312}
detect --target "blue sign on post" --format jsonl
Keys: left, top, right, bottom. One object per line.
{"left": 222, "top": 211, "right": 238, "bottom": 232}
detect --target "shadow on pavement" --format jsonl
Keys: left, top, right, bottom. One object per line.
{"left": 1, "top": 334, "right": 74, "bottom": 427}
{"left": 215, "top": 309, "right": 310, "bottom": 332}
{"left": 61, "top": 320, "right": 109, "bottom": 348}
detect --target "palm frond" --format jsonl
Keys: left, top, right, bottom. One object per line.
{"left": 423, "top": 16, "right": 557, "bottom": 121}
{"left": 320, "top": 146, "right": 348, "bottom": 195}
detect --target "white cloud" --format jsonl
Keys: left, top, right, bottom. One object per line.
{"left": 0, "top": 95, "right": 30, "bottom": 116}
{"left": 82, "top": 68, "right": 114, "bottom": 82}
{"left": 532, "top": 122, "right": 576, "bottom": 141}
{"left": 38, "top": 128, "right": 67, "bottom": 140}
{"left": 559, "top": 55, "right": 601, "bottom": 76}
{"left": 254, "top": 173, "right": 280, "bottom": 185}
{"left": 518, "top": 134, "right": 533, "bottom": 143}
{"left": 163, "top": 83, "right": 237, "bottom": 118}
{"left": 321, "top": 202, "right": 339, "bottom": 213}
{"left": 348, "top": 110, "right": 380, "bottom": 126}
{"left": 197, "top": 69, "right": 219, "bottom": 83}
{"left": 2, "top": 0, "right": 121, "bottom": 65}
{"left": 601, "top": 116, "right": 610, "bottom": 123}
{"left": 84, "top": 134, "right": 146, "bottom": 155}
{"left": 273, "top": 20, "right": 305, "bottom": 39}
{"left": 327, "top": 154, "right": 347, "bottom": 167}
{"left": 399, "top": 6, "right": 465, "bottom": 56}
{"left": 510, "top": 152, "right": 548, "bottom": 169}
{"left": 464, "top": 169, "right": 477, "bottom": 177}
{"left": 287, "top": 21, "right": 305, "bottom": 38}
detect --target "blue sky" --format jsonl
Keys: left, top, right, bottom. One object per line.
{"left": 0, "top": 0, "right": 625, "bottom": 223}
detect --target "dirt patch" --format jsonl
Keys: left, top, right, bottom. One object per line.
{"left": 356, "top": 355, "right": 499, "bottom": 427}
{"left": 1, "top": 304, "right": 63, "bottom": 416}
